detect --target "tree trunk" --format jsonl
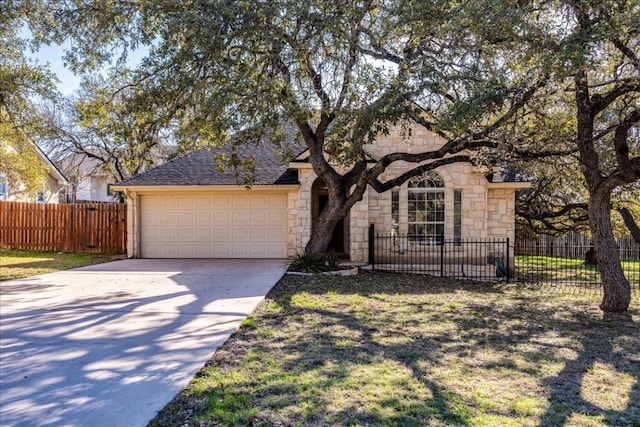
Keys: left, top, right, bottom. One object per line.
{"left": 304, "top": 194, "right": 347, "bottom": 254}
{"left": 589, "top": 191, "right": 631, "bottom": 313}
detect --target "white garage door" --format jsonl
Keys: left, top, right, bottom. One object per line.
{"left": 140, "top": 193, "right": 288, "bottom": 258}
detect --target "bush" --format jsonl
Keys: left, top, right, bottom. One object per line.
{"left": 288, "top": 251, "right": 340, "bottom": 273}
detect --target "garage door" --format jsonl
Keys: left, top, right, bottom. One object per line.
{"left": 140, "top": 193, "right": 288, "bottom": 258}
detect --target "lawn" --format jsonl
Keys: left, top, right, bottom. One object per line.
{"left": 150, "top": 272, "right": 640, "bottom": 427}
{"left": 0, "top": 248, "right": 122, "bottom": 280}
{"left": 515, "top": 255, "right": 640, "bottom": 285}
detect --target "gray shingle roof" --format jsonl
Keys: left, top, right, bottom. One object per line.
{"left": 114, "top": 140, "right": 300, "bottom": 187}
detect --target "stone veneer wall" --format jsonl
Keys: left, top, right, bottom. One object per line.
{"left": 366, "top": 162, "right": 491, "bottom": 241}
{"left": 125, "top": 193, "right": 141, "bottom": 258}
{"left": 286, "top": 189, "right": 300, "bottom": 257}
{"left": 487, "top": 188, "right": 517, "bottom": 242}
{"left": 362, "top": 125, "right": 500, "bottom": 245}
{"left": 295, "top": 168, "right": 315, "bottom": 256}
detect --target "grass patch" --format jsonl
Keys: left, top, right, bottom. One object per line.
{"left": 0, "top": 248, "right": 122, "bottom": 280}
{"left": 515, "top": 255, "right": 640, "bottom": 284}
{"left": 150, "top": 272, "right": 640, "bottom": 427}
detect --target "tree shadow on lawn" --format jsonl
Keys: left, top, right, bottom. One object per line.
{"left": 537, "top": 310, "right": 640, "bottom": 426}
{"left": 159, "top": 272, "right": 640, "bottom": 427}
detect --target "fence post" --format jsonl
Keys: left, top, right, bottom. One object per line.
{"left": 506, "top": 238, "right": 510, "bottom": 284}
{"left": 368, "top": 224, "right": 375, "bottom": 270}
{"left": 440, "top": 240, "right": 444, "bottom": 277}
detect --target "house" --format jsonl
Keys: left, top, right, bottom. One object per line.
{"left": 0, "top": 143, "right": 69, "bottom": 203}
{"left": 56, "top": 146, "right": 177, "bottom": 203}
{"left": 111, "top": 124, "right": 530, "bottom": 261}
{"left": 56, "top": 154, "right": 116, "bottom": 203}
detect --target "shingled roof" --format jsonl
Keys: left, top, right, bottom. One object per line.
{"left": 113, "top": 139, "right": 301, "bottom": 187}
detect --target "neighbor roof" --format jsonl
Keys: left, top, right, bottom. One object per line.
{"left": 34, "top": 145, "right": 69, "bottom": 186}
{"left": 113, "top": 139, "right": 301, "bottom": 187}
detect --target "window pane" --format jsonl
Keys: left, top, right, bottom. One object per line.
{"left": 454, "top": 189, "right": 462, "bottom": 245}
{"left": 0, "top": 176, "right": 7, "bottom": 197}
{"left": 391, "top": 190, "right": 399, "bottom": 234}
{"left": 407, "top": 172, "right": 445, "bottom": 244}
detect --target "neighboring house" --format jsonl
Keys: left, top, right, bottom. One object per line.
{"left": 112, "top": 124, "right": 530, "bottom": 261}
{"left": 56, "top": 155, "right": 118, "bottom": 203}
{"left": 57, "top": 146, "right": 177, "bottom": 203}
{"left": 0, "top": 144, "right": 69, "bottom": 203}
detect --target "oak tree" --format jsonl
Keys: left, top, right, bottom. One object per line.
{"left": 34, "top": 0, "right": 544, "bottom": 252}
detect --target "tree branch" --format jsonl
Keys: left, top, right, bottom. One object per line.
{"left": 618, "top": 207, "right": 640, "bottom": 244}
{"left": 368, "top": 155, "right": 472, "bottom": 192}
{"left": 611, "top": 38, "right": 640, "bottom": 72}
{"left": 591, "top": 78, "right": 640, "bottom": 116}
{"left": 614, "top": 109, "right": 640, "bottom": 180}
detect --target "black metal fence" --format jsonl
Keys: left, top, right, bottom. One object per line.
{"left": 514, "top": 234, "right": 640, "bottom": 293}
{"left": 368, "top": 225, "right": 511, "bottom": 282}
{"left": 368, "top": 225, "right": 640, "bottom": 293}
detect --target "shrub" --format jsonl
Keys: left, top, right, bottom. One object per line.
{"left": 288, "top": 251, "right": 339, "bottom": 273}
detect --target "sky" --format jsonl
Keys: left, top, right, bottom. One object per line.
{"left": 34, "top": 41, "right": 82, "bottom": 96}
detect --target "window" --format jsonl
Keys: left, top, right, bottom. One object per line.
{"left": 454, "top": 189, "right": 462, "bottom": 246}
{"left": 36, "top": 184, "right": 46, "bottom": 203}
{"left": 0, "top": 175, "right": 8, "bottom": 201}
{"left": 391, "top": 189, "right": 400, "bottom": 236}
{"left": 408, "top": 171, "right": 445, "bottom": 245}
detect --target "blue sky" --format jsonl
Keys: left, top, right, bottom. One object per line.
{"left": 34, "top": 42, "right": 82, "bottom": 96}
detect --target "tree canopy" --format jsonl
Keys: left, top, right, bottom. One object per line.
{"left": 0, "top": 1, "right": 57, "bottom": 195}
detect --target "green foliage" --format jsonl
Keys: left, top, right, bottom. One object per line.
{"left": 23, "top": 0, "right": 554, "bottom": 158}
{"left": 0, "top": 116, "right": 49, "bottom": 196}
{"left": 288, "top": 251, "right": 341, "bottom": 273}
{"left": 40, "top": 75, "right": 182, "bottom": 186}
{"left": 0, "top": 2, "right": 57, "bottom": 193}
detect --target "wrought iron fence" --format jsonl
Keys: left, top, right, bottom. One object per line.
{"left": 368, "top": 225, "right": 511, "bottom": 282}
{"left": 368, "top": 225, "right": 640, "bottom": 294}
{"left": 514, "top": 235, "right": 640, "bottom": 294}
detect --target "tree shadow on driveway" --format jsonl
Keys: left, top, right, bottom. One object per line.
{"left": 0, "top": 259, "right": 286, "bottom": 427}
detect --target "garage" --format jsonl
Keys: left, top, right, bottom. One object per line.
{"left": 139, "top": 192, "right": 288, "bottom": 258}
{"left": 111, "top": 141, "right": 300, "bottom": 259}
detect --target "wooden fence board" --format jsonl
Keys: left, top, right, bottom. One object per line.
{"left": 0, "top": 201, "right": 126, "bottom": 254}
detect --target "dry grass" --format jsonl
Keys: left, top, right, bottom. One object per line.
{"left": 150, "top": 272, "right": 640, "bottom": 427}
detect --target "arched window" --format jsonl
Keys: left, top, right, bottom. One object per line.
{"left": 408, "top": 171, "right": 445, "bottom": 244}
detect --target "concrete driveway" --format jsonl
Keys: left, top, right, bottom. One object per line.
{"left": 0, "top": 259, "right": 287, "bottom": 427}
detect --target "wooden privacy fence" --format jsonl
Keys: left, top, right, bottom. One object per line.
{"left": 0, "top": 201, "right": 126, "bottom": 253}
